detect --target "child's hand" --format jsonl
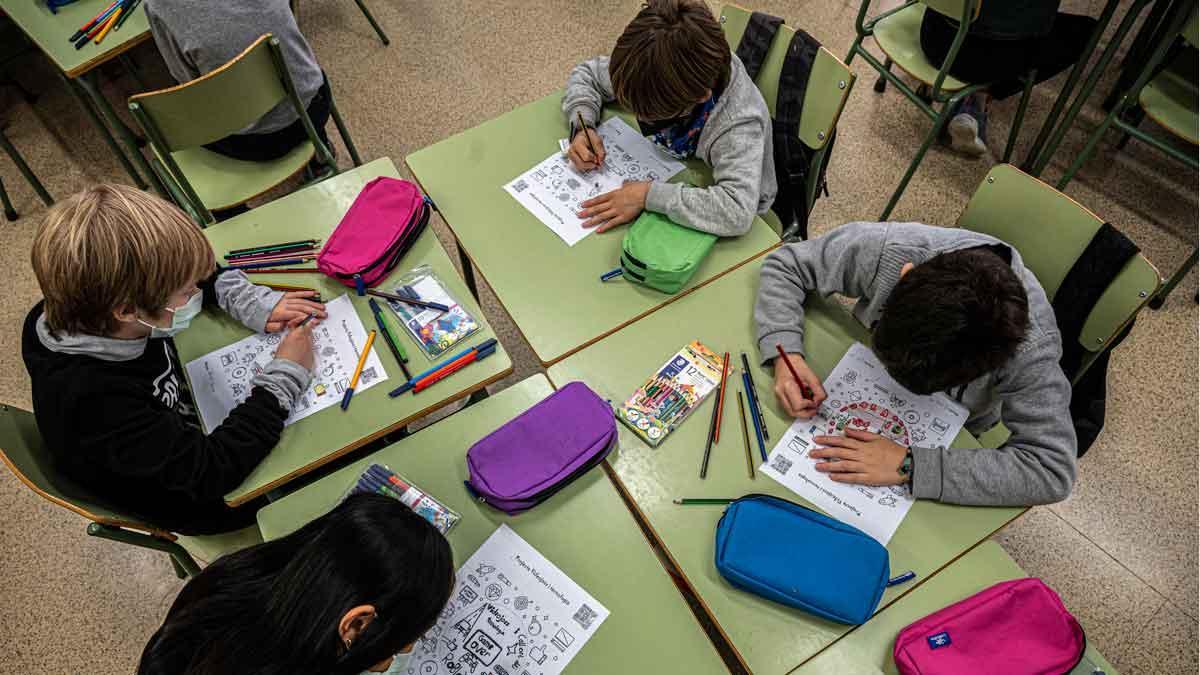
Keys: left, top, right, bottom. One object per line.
{"left": 266, "top": 291, "right": 326, "bottom": 333}
{"left": 578, "top": 181, "right": 650, "bottom": 232}
{"left": 568, "top": 128, "right": 606, "bottom": 171}
{"left": 275, "top": 316, "right": 318, "bottom": 371}
{"left": 773, "top": 353, "right": 826, "bottom": 418}
{"left": 810, "top": 429, "right": 908, "bottom": 486}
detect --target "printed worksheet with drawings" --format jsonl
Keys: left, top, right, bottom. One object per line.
{"left": 185, "top": 294, "right": 386, "bottom": 431}
{"left": 407, "top": 525, "right": 610, "bottom": 675}
{"left": 503, "top": 117, "right": 685, "bottom": 246}
{"left": 760, "top": 342, "right": 969, "bottom": 544}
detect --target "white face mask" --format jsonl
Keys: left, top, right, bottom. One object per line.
{"left": 362, "top": 651, "right": 411, "bottom": 675}
{"left": 137, "top": 289, "right": 203, "bottom": 338}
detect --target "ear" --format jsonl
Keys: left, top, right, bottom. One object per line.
{"left": 112, "top": 303, "right": 140, "bottom": 324}
{"left": 899, "top": 262, "right": 915, "bottom": 279}
{"left": 338, "top": 604, "right": 378, "bottom": 648}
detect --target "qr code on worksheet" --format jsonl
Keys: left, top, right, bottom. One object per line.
{"left": 770, "top": 454, "right": 793, "bottom": 474}
{"left": 573, "top": 603, "right": 598, "bottom": 630}
{"left": 512, "top": 179, "right": 529, "bottom": 193}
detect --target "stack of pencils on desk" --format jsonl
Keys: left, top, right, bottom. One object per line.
{"left": 68, "top": 0, "right": 142, "bottom": 49}
{"left": 222, "top": 239, "right": 322, "bottom": 272}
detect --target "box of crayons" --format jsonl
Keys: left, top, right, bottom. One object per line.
{"left": 618, "top": 341, "right": 724, "bottom": 447}
{"left": 343, "top": 463, "right": 461, "bottom": 535}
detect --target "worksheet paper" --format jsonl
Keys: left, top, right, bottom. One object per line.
{"left": 185, "top": 294, "right": 386, "bottom": 431}
{"left": 502, "top": 117, "right": 685, "bottom": 246}
{"left": 406, "top": 525, "right": 610, "bottom": 675}
{"left": 760, "top": 343, "right": 969, "bottom": 544}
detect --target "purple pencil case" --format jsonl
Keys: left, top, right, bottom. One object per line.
{"left": 465, "top": 382, "right": 616, "bottom": 515}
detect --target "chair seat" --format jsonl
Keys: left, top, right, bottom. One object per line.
{"left": 1139, "top": 69, "right": 1198, "bottom": 145}
{"left": 162, "top": 141, "right": 316, "bottom": 212}
{"left": 176, "top": 524, "right": 263, "bottom": 565}
{"left": 874, "top": 4, "right": 969, "bottom": 92}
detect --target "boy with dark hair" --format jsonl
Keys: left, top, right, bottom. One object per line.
{"left": 561, "top": 0, "right": 776, "bottom": 236}
{"left": 22, "top": 185, "right": 326, "bottom": 534}
{"left": 755, "top": 222, "right": 1077, "bottom": 506}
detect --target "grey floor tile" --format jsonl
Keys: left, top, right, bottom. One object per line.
{"left": 1117, "top": 602, "right": 1200, "bottom": 675}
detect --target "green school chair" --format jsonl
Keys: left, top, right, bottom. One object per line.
{"left": 958, "top": 164, "right": 1161, "bottom": 384}
{"left": 0, "top": 403, "right": 262, "bottom": 579}
{"left": 127, "top": 34, "right": 363, "bottom": 226}
{"left": 1058, "top": 5, "right": 1197, "bottom": 309}
{"left": 845, "top": 0, "right": 1038, "bottom": 220}
{"left": 0, "top": 122, "right": 53, "bottom": 221}
{"left": 719, "top": 4, "right": 857, "bottom": 239}
{"left": 291, "top": 0, "right": 390, "bottom": 46}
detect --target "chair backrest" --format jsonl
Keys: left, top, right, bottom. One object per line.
{"left": 0, "top": 403, "right": 169, "bottom": 537}
{"left": 957, "top": 165, "right": 1161, "bottom": 371}
{"left": 128, "top": 34, "right": 296, "bottom": 152}
{"left": 719, "top": 4, "right": 856, "bottom": 150}
{"left": 922, "top": 0, "right": 982, "bottom": 23}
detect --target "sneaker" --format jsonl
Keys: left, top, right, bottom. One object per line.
{"left": 947, "top": 97, "right": 988, "bottom": 157}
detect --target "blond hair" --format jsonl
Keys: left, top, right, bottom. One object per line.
{"left": 32, "top": 184, "right": 215, "bottom": 336}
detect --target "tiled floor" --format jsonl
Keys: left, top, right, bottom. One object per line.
{"left": 0, "top": 1, "right": 1195, "bottom": 673}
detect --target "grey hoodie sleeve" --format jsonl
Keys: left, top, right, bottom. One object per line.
{"left": 215, "top": 270, "right": 284, "bottom": 333}
{"left": 562, "top": 56, "right": 615, "bottom": 133}
{"left": 644, "top": 114, "right": 768, "bottom": 237}
{"left": 910, "top": 337, "right": 1077, "bottom": 506}
{"left": 251, "top": 357, "right": 313, "bottom": 412}
{"left": 755, "top": 222, "right": 889, "bottom": 363}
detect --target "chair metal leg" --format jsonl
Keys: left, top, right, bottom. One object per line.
{"left": 880, "top": 94, "right": 963, "bottom": 220}
{"left": 329, "top": 101, "right": 362, "bottom": 167}
{"left": 86, "top": 522, "right": 202, "bottom": 578}
{"left": 0, "top": 127, "right": 53, "bottom": 206}
{"left": 1002, "top": 71, "right": 1036, "bottom": 164}
{"left": 74, "top": 71, "right": 166, "bottom": 196}
{"left": 874, "top": 57, "right": 892, "bottom": 93}
{"left": 351, "top": 0, "right": 390, "bottom": 45}
{"left": 0, "top": 174, "right": 17, "bottom": 221}
{"left": 59, "top": 71, "right": 148, "bottom": 189}
{"left": 117, "top": 53, "right": 148, "bottom": 92}
{"left": 1149, "top": 248, "right": 1198, "bottom": 309}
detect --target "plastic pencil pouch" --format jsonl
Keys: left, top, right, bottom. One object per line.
{"left": 714, "top": 494, "right": 889, "bottom": 624}
{"left": 344, "top": 463, "right": 460, "bottom": 535}
{"left": 317, "top": 177, "right": 431, "bottom": 292}
{"left": 383, "top": 265, "right": 480, "bottom": 359}
{"left": 465, "top": 382, "right": 616, "bottom": 515}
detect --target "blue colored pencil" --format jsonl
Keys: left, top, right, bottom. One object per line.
{"left": 226, "top": 257, "right": 309, "bottom": 270}
{"left": 742, "top": 371, "right": 767, "bottom": 461}
{"left": 387, "top": 338, "right": 498, "bottom": 397}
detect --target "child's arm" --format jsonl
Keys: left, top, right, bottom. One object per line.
{"left": 204, "top": 270, "right": 284, "bottom": 333}
{"left": 562, "top": 57, "right": 616, "bottom": 132}
{"left": 644, "top": 117, "right": 767, "bottom": 236}
{"left": 910, "top": 337, "right": 1077, "bottom": 506}
{"left": 755, "top": 222, "right": 889, "bottom": 363}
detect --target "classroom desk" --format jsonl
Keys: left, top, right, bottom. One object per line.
{"left": 795, "top": 541, "right": 1120, "bottom": 674}
{"left": 3, "top": 0, "right": 157, "bottom": 189}
{"left": 174, "top": 158, "right": 512, "bottom": 507}
{"left": 406, "top": 91, "right": 780, "bottom": 367}
{"left": 546, "top": 260, "right": 1025, "bottom": 674}
{"left": 257, "top": 375, "right": 729, "bottom": 675}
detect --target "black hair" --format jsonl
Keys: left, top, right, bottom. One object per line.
{"left": 872, "top": 247, "right": 1030, "bottom": 395}
{"left": 137, "top": 494, "right": 455, "bottom": 675}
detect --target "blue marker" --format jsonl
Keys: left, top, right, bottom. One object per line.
{"left": 600, "top": 267, "right": 623, "bottom": 282}
{"left": 887, "top": 570, "right": 916, "bottom": 587}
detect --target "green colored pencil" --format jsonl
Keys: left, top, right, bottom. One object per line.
{"left": 672, "top": 498, "right": 735, "bottom": 505}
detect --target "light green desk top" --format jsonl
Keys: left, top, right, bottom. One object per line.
{"left": 3, "top": 0, "right": 151, "bottom": 78}
{"left": 257, "top": 375, "right": 728, "bottom": 675}
{"left": 406, "top": 91, "right": 780, "bottom": 367}
{"left": 795, "top": 541, "right": 1120, "bottom": 675}
{"left": 547, "top": 260, "right": 1025, "bottom": 674}
{"left": 174, "top": 158, "right": 512, "bottom": 507}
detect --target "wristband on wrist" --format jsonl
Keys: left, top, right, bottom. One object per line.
{"left": 899, "top": 450, "right": 914, "bottom": 486}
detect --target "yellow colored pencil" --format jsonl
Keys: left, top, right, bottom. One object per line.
{"left": 94, "top": 8, "right": 121, "bottom": 44}
{"left": 340, "top": 330, "right": 376, "bottom": 411}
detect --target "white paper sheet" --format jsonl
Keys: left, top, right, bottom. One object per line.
{"left": 503, "top": 117, "right": 685, "bottom": 246}
{"left": 407, "top": 525, "right": 610, "bottom": 675}
{"left": 760, "top": 342, "right": 969, "bottom": 544}
{"left": 185, "top": 294, "right": 386, "bottom": 431}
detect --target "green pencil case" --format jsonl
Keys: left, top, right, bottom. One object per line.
{"left": 620, "top": 211, "right": 717, "bottom": 294}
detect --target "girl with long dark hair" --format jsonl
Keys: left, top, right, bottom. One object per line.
{"left": 137, "top": 494, "right": 455, "bottom": 675}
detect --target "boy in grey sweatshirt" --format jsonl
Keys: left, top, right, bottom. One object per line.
{"left": 561, "top": 0, "right": 776, "bottom": 237}
{"left": 755, "top": 222, "right": 1077, "bottom": 507}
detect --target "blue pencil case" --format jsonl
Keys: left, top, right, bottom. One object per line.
{"left": 714, "top": 494, "right": 890, "bottom": 624}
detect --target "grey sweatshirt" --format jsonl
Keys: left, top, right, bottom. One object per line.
{"left": 561, "top": 53, "right": 776, "bottom": 236}
{"left": 755, "top": 222, "right": 1077, "bottom": 507}
{"left": 36, "top": 270, "right": 310, "bottom": 410}
{"left": 145, "top": 0, "right": 324, "bottom": 135}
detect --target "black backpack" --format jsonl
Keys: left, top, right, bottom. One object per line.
{"left": 735, "top": 12, "right": 834, "bottom": 240}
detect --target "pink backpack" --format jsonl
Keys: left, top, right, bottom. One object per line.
{"left": 894, "top": 578, "right": 1086, "bottom": 675}
{"left": 316, "top": 177, "right": 431, "bottom": 292}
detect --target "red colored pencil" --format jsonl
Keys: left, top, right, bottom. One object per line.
{"left": 714, "top": 352, "right": 730, "bottom": 443}
{"left": 243, "top": 267, "right": 322, "bottom": 274}
{"left": 775, "top": 344, "right": 816, "bottom": 399}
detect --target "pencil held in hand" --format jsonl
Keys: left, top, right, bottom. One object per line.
{"left": 775, "top": 344, "right": 816, "bottom": 400}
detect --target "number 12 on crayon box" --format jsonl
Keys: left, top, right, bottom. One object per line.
{"left": 618, "top": 340, "right": 723, "bottom": 447}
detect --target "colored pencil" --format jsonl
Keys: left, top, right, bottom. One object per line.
{"left": 339, "top": 330, "right": 376, "bottom": 411}
{"left": 741, "top": 352, "right": 769, "bottom": 441}
{"left": 576, "top": 111, "right": 601, "bottom": 168}
{"left": 263, "top": 283, "right": 319, "bottom": 294}
{"left": 412, "top": 345, "right": 496, "bottom": 394}
{"left": 226, "top": 239, "right": 320, "bottom": 256}
{"left": 296, "top": 312, "right": 317, "bottom": 328}
{"left": 69, "top": 0, "right": 118, "bottom": 41}
{"left": 243, "top": 267, "right": 322, "bottom": 274}
{"left": 365, "top": 289, "right": 451, "bottom": 313}
{"left": 224, "top": 247, "right": 317, "bottom": 263}
{"left": 742, "top": 370, "right": 767, "bottom": 462}
{"left": 387, "top": 339, "right": 498, "bottom": 397}
{"left": 226, "top": 257, "right": 312, "bottom": 270}
{"left": 368, "top": 299, "right": 412, "bottom": 381}
{"left": 94, "top": 8, "right": 121, "bottom": 44}
{"left": 700, "top": 385, "right": 719, "bottom": 479}
{"left": 114, "top": 0, "right": 142, "bottom": 30}
{"left": 672, "top": 498, "right": 735, "bottom": 505}
{"left": 738, "top": 391, "right": 754, "bottom": 479}
{"left": 775, "top": 344, "right": 816, "bottom": 400}
{"left": 714, "top": 351, "right": 730, "bottom": 443}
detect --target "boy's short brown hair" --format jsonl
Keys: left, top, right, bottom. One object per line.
{"left": 610, "top": 0, "right": 732, "bottom": 120}
{"left": 32, "top": 184, "right": 215, "bottom": 336}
